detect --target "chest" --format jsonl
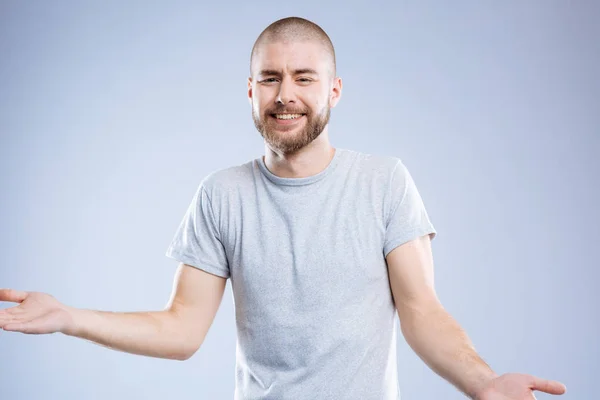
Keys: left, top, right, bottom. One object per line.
{"left": 219, "top": 186, "right": 390, "bottom": 315}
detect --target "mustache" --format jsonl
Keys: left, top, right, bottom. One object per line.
{"left": 266, "top": 107, "right": 308, "bottom": 115}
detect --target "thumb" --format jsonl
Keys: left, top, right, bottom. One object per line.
{"left": 0, "top": 289, "right": 29, "bottom": 303}
{"left": 530, "top": 376, "right": 567, "bottom": 395}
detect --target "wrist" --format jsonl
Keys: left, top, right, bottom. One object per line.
{"left": 469, "top": 371, "right": 499, "bottom": 400}
{"left": 61, "top": 305, "right": 84, "bottom": 337}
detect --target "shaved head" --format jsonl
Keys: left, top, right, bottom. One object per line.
{"left": 250, "top": 17, "right": 336, "bottom": 78}
{"left": 247, "top": 17, "right": 343, "bottom": 155}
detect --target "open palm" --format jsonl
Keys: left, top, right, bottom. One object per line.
{"left": 477, "top": 373, "right": 567, "bottom": 400}
{"left": 0, "top": 289, "right": 74, "bottom": 335}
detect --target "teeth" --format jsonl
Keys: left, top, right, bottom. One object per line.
{"left": 274, "top": 114, "right": 303, "bottom": 120}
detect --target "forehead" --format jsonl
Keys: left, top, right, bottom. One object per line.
{"left": 252, "top": 40, "right": 330, "bottom": 75}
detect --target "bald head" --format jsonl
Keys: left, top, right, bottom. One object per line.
{"left": 250, "top": 17, "right": 336, "bottom": 78}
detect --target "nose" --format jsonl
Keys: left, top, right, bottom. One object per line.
{"left": 276, "top": 78, "right": 296, "bottom": 105}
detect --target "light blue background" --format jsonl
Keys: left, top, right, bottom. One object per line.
{"left": 1, "top": 1, "right": 597, "bottom": 399}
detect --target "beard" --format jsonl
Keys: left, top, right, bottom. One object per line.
{"left": 252, "top": 103, "right": 330, "bottom": 154}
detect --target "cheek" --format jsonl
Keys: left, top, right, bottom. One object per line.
{"left": 312, "top": 93, "right": 330, "bottom": 110}
{"left": 253, "top": 88, "right": 276, "bottom": 110}
{"left": 314, "top": 86, "right": 331, "bottom": 108}
{"left": 251, "top": 93, "right": 267, "bottom": 113}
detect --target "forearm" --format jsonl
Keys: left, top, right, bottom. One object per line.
{"left": 65, "top": 308, "right": 194, "bottom": 360}
{"left": 400, "top": 304, "right": 497, "bottom": 398}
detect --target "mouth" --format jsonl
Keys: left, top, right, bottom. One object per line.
{"left": 269, "top": 113, "right": 306, "bottom": 126}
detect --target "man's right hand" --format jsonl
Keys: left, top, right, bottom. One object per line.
{"left": 0, "top": 264, "right": 228, "bottom": 360}
{"left": 0, "top": 289, "right": 75, "bottom": 335}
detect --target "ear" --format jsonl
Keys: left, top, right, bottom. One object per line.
{"left": 329, "top": 76, "right": 343, "bottom": 108}
{"left": 247, "top": 77, "right": 253, "bottom": 105}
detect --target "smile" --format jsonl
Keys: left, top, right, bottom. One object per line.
{"left": 270, "top": 113, "right": 306, "bottom": 126}
{"left": 272, "top": 113, "right": 305, "bottom": 120}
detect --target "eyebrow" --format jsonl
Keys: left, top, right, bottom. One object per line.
{"left": 258, "top": 68, "right": 319, "bottom": 77}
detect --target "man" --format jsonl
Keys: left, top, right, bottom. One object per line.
{"left": 0, "top": 17, "right": 566, "bottom": 400}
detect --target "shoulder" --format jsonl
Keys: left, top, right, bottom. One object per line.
{"left": 191, "top": 159, "right": 264, "bottom": 203}
{"left": 340, "top": 148, "right": 405, "bottom": 180}
{"left": 195, "top": 159, "right": 256, "bottom": 199}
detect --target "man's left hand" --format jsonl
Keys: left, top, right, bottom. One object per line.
{"left": 475, "top": 372, "right": 566, "bottom": 399}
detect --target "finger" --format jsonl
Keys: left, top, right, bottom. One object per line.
{"left": 531, "top": 376, "right": 567, "bottom": 394}
{"left": 0, "top": 289, "right": 28, "bottom": 303}
{"left": 0, "top": 314, "right": 19, "bottom": 327}
{"left": 0, "top": 305, "right": 26, "bottom": 315}
{"left": 3, "top": 318, "right": 47, "bottom": 334}
{"left": 2, "top": 323, "right": 32, "bottom": 333}
{"left": 0, "top": 314, "right": 26, "bottom": 329}
{"left": 0, "top": 311, "right": 38, "bottom": 328}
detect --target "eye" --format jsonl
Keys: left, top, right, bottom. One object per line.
{"left": 297, "top": 78, "right": 312, "bottom": 83}
{"left": 260, "top": 78, "right": 279, "bottom": 84}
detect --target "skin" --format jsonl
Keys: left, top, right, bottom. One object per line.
{"left": 0, "top": 265, "right": 226, "bottom": 360}
{"left": 248, "top": 39, "right": 342, "bottom": 178}
{"left": 386, "top": 234, "right": 566, "bottom": 399}
{"left": 0, "top": 35, "right": 566, "bottom": 399}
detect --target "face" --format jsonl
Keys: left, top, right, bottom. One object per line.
{"left": 248, "top": 40, "right": 342, "bottom": 154}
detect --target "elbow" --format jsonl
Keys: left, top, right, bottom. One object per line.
{"left": 397, "top": 297, "right": 444, "bottom": 325}
{"left": 398, "top": 302, "right": 446, "bottom": 340}
{"left": 172, "top": 339, "right": 203, "bottom": 361}
{"left": 169, "top": 347, "right": 196, "bottom": 361}
{"left": 173, "top": 352, "right": 193, "bottom": 361}
{"left": 171, "top": 342, "right": 200, "bottom": 361}
{"left": 162, "top": 310, "right": 204, "bottom": 361}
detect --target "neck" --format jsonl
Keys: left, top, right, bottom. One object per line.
{"left": 263, "top": 130, "right": 336, "bottom": 178}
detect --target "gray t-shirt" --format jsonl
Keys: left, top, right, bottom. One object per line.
{"left": 165, "top": 148, "right": 437, "bottom": 400}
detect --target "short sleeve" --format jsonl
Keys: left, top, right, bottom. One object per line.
{"left": 383, "top": 161, "right": 437, "bottom": 257}
{"left": 165, "top": 184, "right": 230, "bottom": 278}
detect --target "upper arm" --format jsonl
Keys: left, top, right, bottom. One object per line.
{"left": 386, "top": 233, "right": 440, "bottom": 322}
{"left": 165, "top": 263, "right": 228, "bottom": 356}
